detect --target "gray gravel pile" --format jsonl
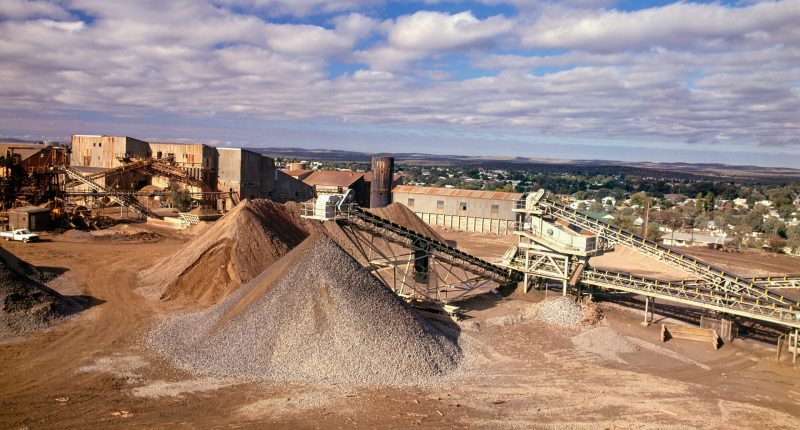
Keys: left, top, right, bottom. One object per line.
{"left": 536, "top": 296, "right": 584, "bottom": 327}
{"left": 148, "top": 234, "right": 462, "bottom": 386}
{"left": 0, "top": 247, "right": 73, "bottom": 339}
{"left": 571, "top": 327, "right": 639, "bottom": 363}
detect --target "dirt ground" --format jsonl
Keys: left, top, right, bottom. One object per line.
{"left": 1, "top": 224, "right": 800, "bottom": 429}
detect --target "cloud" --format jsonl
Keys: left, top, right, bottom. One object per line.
{"left": 356, "top": 10, "right": 514, "bottom": 71}
{"left": 519, "top": 0, "right": 800, "bottom": 51}
{"left": 0, "top": 0, "right": 797, "bottom": 160}
{"left": 0, "top": 0, "right": 69, "bottom": 20}
{"left": 217, "top": 0, "right": 383, "bottom": 17}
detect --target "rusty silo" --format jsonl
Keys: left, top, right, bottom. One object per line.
{"left": 369, "top": 155, "right": 394, "bottom": 208}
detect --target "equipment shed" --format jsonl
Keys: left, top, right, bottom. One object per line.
{"left": 8, "top": 206, "right": 51, "bottom": 231}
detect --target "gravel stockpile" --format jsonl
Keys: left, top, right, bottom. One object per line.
{"left": 148, "top": 234, "right": 462, "bottom": 386}
{"left": 0, "top": 247, "right": 72, "bottom": 339}
{"left": 369, "top": 203, "right": 446, "bottom": 242}
{"left": 536, "top": 296, "right": 584, "bottom": 327}
{"left": 139, "top": 199, "right": 308, "bottom": 305}
{"left": 571, "top": 327, "right": 639, "bottom": 363}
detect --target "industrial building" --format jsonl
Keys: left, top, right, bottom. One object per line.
{"left": 391, "top": 185, "right": 524, "bottom": 234}
{"left": 7, "top": 206, "right": 51, "bottom": 231}
{"left": 69, "top": 135, "right": 313, "bottom": 211}
{"left": 218, "top": 148, "right": 313, "bottom": 210}
{"left": 302, "top": 171, "right": 370, "bottom": 207}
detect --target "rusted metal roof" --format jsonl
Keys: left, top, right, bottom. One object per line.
{"left": 303, "top": 170, "right": 364, "bottom": 187}
{"left": 392, "top": 185, "right": 524, "bottom": 201}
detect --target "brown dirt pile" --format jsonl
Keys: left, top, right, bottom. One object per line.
{"left": 0, "top": 247, "right": 72, "bottom": 339}
{"left": 148, "top": 234, "right": 462, "bottom": 386}
{"left": 139, "top": 199, "right": 307, "bottom": 305}
{"left": 369, "top": 202, "right": 446, "bottom": 242}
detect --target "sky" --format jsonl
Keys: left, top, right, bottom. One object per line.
{"left": 0, "top": 0, "right": 798, "bottom": 167}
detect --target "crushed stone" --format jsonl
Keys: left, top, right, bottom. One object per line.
{"left": 148, "top": 234, "right": 463, "bottom": 386}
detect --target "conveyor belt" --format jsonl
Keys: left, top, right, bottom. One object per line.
{"left": 62, "top": 167, "right": 161, "bottom": 219}
{"left": 535, "top": 198, "right": 792, "bottom": 307}
{"left": 341, "top": 205, "right": 521, "bottom": 286}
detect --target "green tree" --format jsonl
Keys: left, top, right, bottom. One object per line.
{"left": 703, "top": 191, "right": 715, "bottom": 212}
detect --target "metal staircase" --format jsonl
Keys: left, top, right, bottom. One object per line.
{"left": 61, "top": 167, "right": 162, "bottom": 219}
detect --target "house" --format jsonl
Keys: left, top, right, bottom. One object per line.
{"left": 633, "top": 216, "right": 645, "bottom": 227}
{"left": 661, "top": 232, "right": 733, "bottom": 248}
{"left": 601, "top": 196, "right": 616, "bottom": 207}
{"left": 732, "top": 198, "right": 748, "bottom": 208}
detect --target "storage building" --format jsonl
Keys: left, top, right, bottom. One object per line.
{"left": 392, "top": 185, "right": 524, "bottom": 234}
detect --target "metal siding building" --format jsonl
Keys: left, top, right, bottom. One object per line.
{"left": 8, "top": 206, "right": 51, "bottom": 231}
{"left": 392, "top": 185, "right": 524, "bottom": 234}
{"left": 217, "top": 148, "right": 313, "bottom": 209}
{"left": 70, "top": 135, "right": 149, "bottom": 168}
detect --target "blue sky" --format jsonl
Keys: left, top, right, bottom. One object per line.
{"left": 0, "top": 0, "right": 798, "bottom": 167}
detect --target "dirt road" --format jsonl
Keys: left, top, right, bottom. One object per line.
{"left": 1, "top": 230, "right": 799, "bottom": 428}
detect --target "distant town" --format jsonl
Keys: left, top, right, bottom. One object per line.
{"left": 281, "top": 157, "right": 800, "bottom": 255}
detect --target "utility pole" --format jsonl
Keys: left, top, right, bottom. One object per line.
{"left": 642, "top": 193, "right": 650, "bottom": 240}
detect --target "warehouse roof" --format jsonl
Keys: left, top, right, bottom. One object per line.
{"left": 392, "top": 185, "right": 524, "bottom": 201}
{"left": 303, "top": 170, "right": 364, "bottom": 188}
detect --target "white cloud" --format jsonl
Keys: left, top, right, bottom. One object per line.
{"left": 389, "top": 11, "right": 513, "bottom": 51}
{"left": 519, "top": 0, "right": 800, "bottom": 51}
{"left": 355, "top": 10, "right": 514, "bottom": 71}
{"left": 0, "top": 0, "right": 797, "bottom": 158}
{"left": 0, "top": 0, "right": 69, "bottom": 20}
{"left": 218, "top": 0, "right": 383, "bottom": 17}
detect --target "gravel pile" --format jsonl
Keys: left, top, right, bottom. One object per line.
{"left": 536, "top": 296, "right": 584, "bottom": 327}
{"left": 571, "top": 327, "right": 639, "bottom": 363}
{"left": 369, "top": 203, "right": 446, "bottom": 242}
{"left": 148, "top": 234, "right": 462, "bottom": 386}
{"left": 0, "top": 247, "right": 73, "bottom": 339}
{"left": 139, "top": 199, "right": 308, "bottom": 305}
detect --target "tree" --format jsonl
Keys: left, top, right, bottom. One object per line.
{"left": 589, "top": 200, "right": 604, "bottom": 212}
{"left": 169, "top": 185, "right": 193, "bottom": 212}
{"left": 787, "top": 225, "right": 800, "bottom": 252}
{"left": 766, "top": 236, "right": 787, "bottom": 252}
{"left": 763, "top": 217, "right": 787, "bottom": 238}
{"left": 703, "top": 191, "right": 715, "bottom": 212}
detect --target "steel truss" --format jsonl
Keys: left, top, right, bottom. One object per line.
{"left": 336, "top": 205, "right": 519, "bottom": 303}
{"left": 533, "top": 197, "right": 793, "bottom": 308}
{"left": 61, "top": 167, "right": 161, "bottom": 219}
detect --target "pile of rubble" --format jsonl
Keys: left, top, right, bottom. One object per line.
{"left": 148, "top": 234, "right": 462, "bottom": 386}
{"left": 536, "top": 296, "right": 584, "bottom": 327}
{"left": 0, "top": 248, "right": 73, "bottom": 339}
{"left": 138, "top": 199, "right": 307, "bottom": 305}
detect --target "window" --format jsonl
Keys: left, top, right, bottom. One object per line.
{"left": 156, "top": 151, "right": 162, "bottom": 159}
{"left": 436, "top": 200, "right": 444, "bottom": 209}
{"left": 460, "top": 202, "right": 467, "bottom": 211}
{"left": 407, "top": 198, "right": 415, "bottom": 207}
{"left": 491, "top": 204, "right": 499, "bottom": 214}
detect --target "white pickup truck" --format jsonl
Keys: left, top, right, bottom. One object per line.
{"left": 1, "top": 229, "right": 40, "bottom": 242}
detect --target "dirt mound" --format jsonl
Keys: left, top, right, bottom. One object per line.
{"left": 0, "top": 247, "right": 71, "bottom": 339}
{"left": 148, "top": 234, "right": 462, "bottom": 386}
{"left": 139, "top": 199, "right": 308, "bottom": 305}
{"left": 369, "top": 202, "right": 445, "bottom": 242}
